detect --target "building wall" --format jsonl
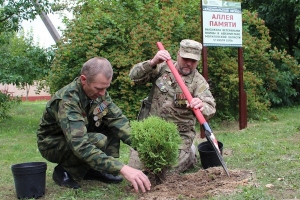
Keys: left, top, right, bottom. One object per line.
{"left": 0, "top": 84, "right": 51, "bottom": 101}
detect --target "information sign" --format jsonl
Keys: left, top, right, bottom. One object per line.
{"left": 202, "top": 0, "right": 242, "bottom": 47}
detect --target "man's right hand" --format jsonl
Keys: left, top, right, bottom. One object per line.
{"left": 150, "top": 50, "right": 171, "bottom": 67}
{"left": 120, "top": 165, "right": 151, "bottom": 193}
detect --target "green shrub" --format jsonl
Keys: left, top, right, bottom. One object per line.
{"left": 130, "top": 116, "right": 181, "bottom": 183}
{"left": 48, "top": 2, "right": 300, "bottom": 121}
{"left": 0, "top": 93, "right": 21, "bottom": 121}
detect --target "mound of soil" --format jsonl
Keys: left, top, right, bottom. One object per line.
{"left": 134, "top": 167, "right": 255, "bottom": 200}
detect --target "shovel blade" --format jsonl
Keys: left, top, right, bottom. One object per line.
{"left": 204, "top": 130, "right": 230, "bottom": 177}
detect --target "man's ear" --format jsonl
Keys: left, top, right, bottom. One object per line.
{"left": 80, "top": 75, "right": 87, "bottom": 84}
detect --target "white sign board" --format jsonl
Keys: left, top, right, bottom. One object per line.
{"left": 202, "top": 0, "right": 242, "bottom": 47}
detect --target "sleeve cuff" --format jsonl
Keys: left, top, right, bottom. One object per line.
{"left": 142, "top": 60, "right": 156, "bottom": 71}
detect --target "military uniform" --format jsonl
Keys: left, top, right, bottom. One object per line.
{"left": 129, "top": 58, "right": 216, "bottom": 172}
{"left": 37, "top": 78, "right": 131, "bottom": 181}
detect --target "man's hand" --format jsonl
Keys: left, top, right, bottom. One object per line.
{"left": 149, "top": 50, "right": 171, "bottom": 67}
{"left": 187, "top": 97, "right": 205, "bottom": 111}
{"left": 120, "top": 165, "right": 151, "bottom": 193}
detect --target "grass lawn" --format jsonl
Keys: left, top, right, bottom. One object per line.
{"left": 0, "top": 101, "right": 299, "bottom": 199}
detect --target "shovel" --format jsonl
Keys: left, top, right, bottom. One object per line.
{"left": 156, "top": 42, "right": 230, "bottom": 177}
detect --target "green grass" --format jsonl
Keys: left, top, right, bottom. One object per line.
{"left": 211, "top": 106, "right": 300, "bottom": 200}
{"left": 0, "top": 102, "right": 299, "bottom": 199}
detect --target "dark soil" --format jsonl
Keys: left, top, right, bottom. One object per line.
{"left": 126, "top": 135, "right": 256, "bottom": 200}
{"left": 132, "top": 167, "right": 255, "bottom": 200}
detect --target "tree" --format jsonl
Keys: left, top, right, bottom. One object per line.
{"left": 208, "top": 10, "right": 300, "bottom": 119}
{"left": 47, "top": 0, "right": 300, "bottom": 121}
{"left": 0, "top": 0, "right": 55, "bottom": 33}
{"left": 0, "top": 30, "right": 54, "bottom": 100}
{"left": 242, "top": 0, "right": 300, "bottom": 106}
{"left": 242, "top": 0, "right": 300, "bottom": 58}
{"left": 47, "top": 0, "right": 205, "bottom": 119}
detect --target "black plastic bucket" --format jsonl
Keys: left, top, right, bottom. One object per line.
{"left": 198, "top": 141, "right": 223, "bottom": 169}
{"left": 11, "top": 162, "right": 47, "bottom": 199}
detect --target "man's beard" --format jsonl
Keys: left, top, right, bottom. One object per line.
{"left": 178, "top": 67, "right": 192, "bottom": 76}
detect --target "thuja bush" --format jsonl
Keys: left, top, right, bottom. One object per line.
{"left": 130, "top": 116, "right": 181, "bottom": 184}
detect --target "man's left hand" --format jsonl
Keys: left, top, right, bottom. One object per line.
{"left": 187, "top": 98, "right": 205, "bottom": 111}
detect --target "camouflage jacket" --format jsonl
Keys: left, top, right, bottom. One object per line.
{"left": 129, "top": 60, "right": 216, "bottom": 133}
{"left": 37, "top": 78, "right": 131, "bottom": 173}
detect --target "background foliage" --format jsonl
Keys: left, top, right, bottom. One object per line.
{"left": 0, "top": 92, "right": 20, "bottom": 120}
{"left": 0, "top": 31, "right": 54, "bottom": 99}
{"left": 242, "top": 0, "right": 300, "bottom": 107}
{"left": 0, "top": 0, "right": 57, "bottom": 118}
{"left": 242, "top": 0, "right": 300, "bottom": 58}
{"left": 47, "top": 0, "right": 300, "bottom": 121}
{"left": 0, "top": 0, "right": 54, "bottom": 32}
{"left": 0, "top": 0, "right": 59, "bottom": 93}
{"left": 48, "top": 0, "right": 202, "bottom": 120}
{"left": 208, "top": 10, "right": 300, "bottom": 119}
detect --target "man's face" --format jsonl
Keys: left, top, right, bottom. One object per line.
{"left": 80, "top": 73, "right": 111, "bottom": 100}
{"left": 177, "top": 52, "right": 199, "bottom": 76}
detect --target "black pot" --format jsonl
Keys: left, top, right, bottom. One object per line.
{"left": 198, "top": 141, "right": 223, "bottom": 169}
{"left": 11, "top": 162, "right": 47, "bottom": 199}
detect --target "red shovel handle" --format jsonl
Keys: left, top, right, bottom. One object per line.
{"left": 156, "top": 42, "right": 207, "bottom": 125}
{"left": 156, "top": 42, "right": 231, "bottom": 176}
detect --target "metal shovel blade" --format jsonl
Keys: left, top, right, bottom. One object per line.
{"left": 204, "top": 130, "right": 230, "bottom": 177}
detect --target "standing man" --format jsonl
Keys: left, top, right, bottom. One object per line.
{"left": 37, "top": 57, "right": 151, "bottom": 193}
{"left": 129, "top": 39, "right": 216, "bottom": 173}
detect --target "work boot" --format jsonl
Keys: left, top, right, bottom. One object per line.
{"left": 84, "top": 168, "right": 123, "bottom": 184}
{"left": 52, "top": 165, "right": 81, "bottom": 189}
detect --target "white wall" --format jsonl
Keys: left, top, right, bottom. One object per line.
{"left": 0, "top": 83, "right": 50, "bottom": 97}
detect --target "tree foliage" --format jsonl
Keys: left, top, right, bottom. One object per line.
{"left": 0, "top": 0, "right": 55, "bottom": 33}
{"left": 208, "top": 10, "right": 300, "bottom": 119}
{"left": 242, "top": 0, "right": 300, "bottom": 107}
{"left": 0, "top": 91, "right": 20, "bottom": 121}
{"left": 0, "top": 0, "right": 57, "bottom": 111}
{"left": 242, "top": 0, "right": 300, "bottom": 58}
{"left": 48, "top": 0, "right": 300, "bottom": 121}
{"left": 48, "top": 0, "right": 201, "bottom": 119}
{"left": 0, "top": 30, "right": 54, "bottom": 99}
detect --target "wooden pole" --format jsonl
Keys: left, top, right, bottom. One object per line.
{"left": 200, "top": 0, "right": 207, "bottom": 138}
{"left": 238, "top": 47, "right": 247, "bottom": 129}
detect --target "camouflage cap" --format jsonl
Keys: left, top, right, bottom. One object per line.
{"left": 179, "top": 39, "right": 202, "bottom": 61}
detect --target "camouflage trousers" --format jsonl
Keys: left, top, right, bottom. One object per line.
{"left": 39, "top": 131, "right": 120, "bottom": 181}
{"left": 128, "top": 131, "right": 197, "bottom": 173}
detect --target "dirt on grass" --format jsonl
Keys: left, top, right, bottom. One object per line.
{"left": 133, "top": 167, "right": 255, "bottom": 200}
{"left": 126, "top": 134, "right": 256, "bottom": 200}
